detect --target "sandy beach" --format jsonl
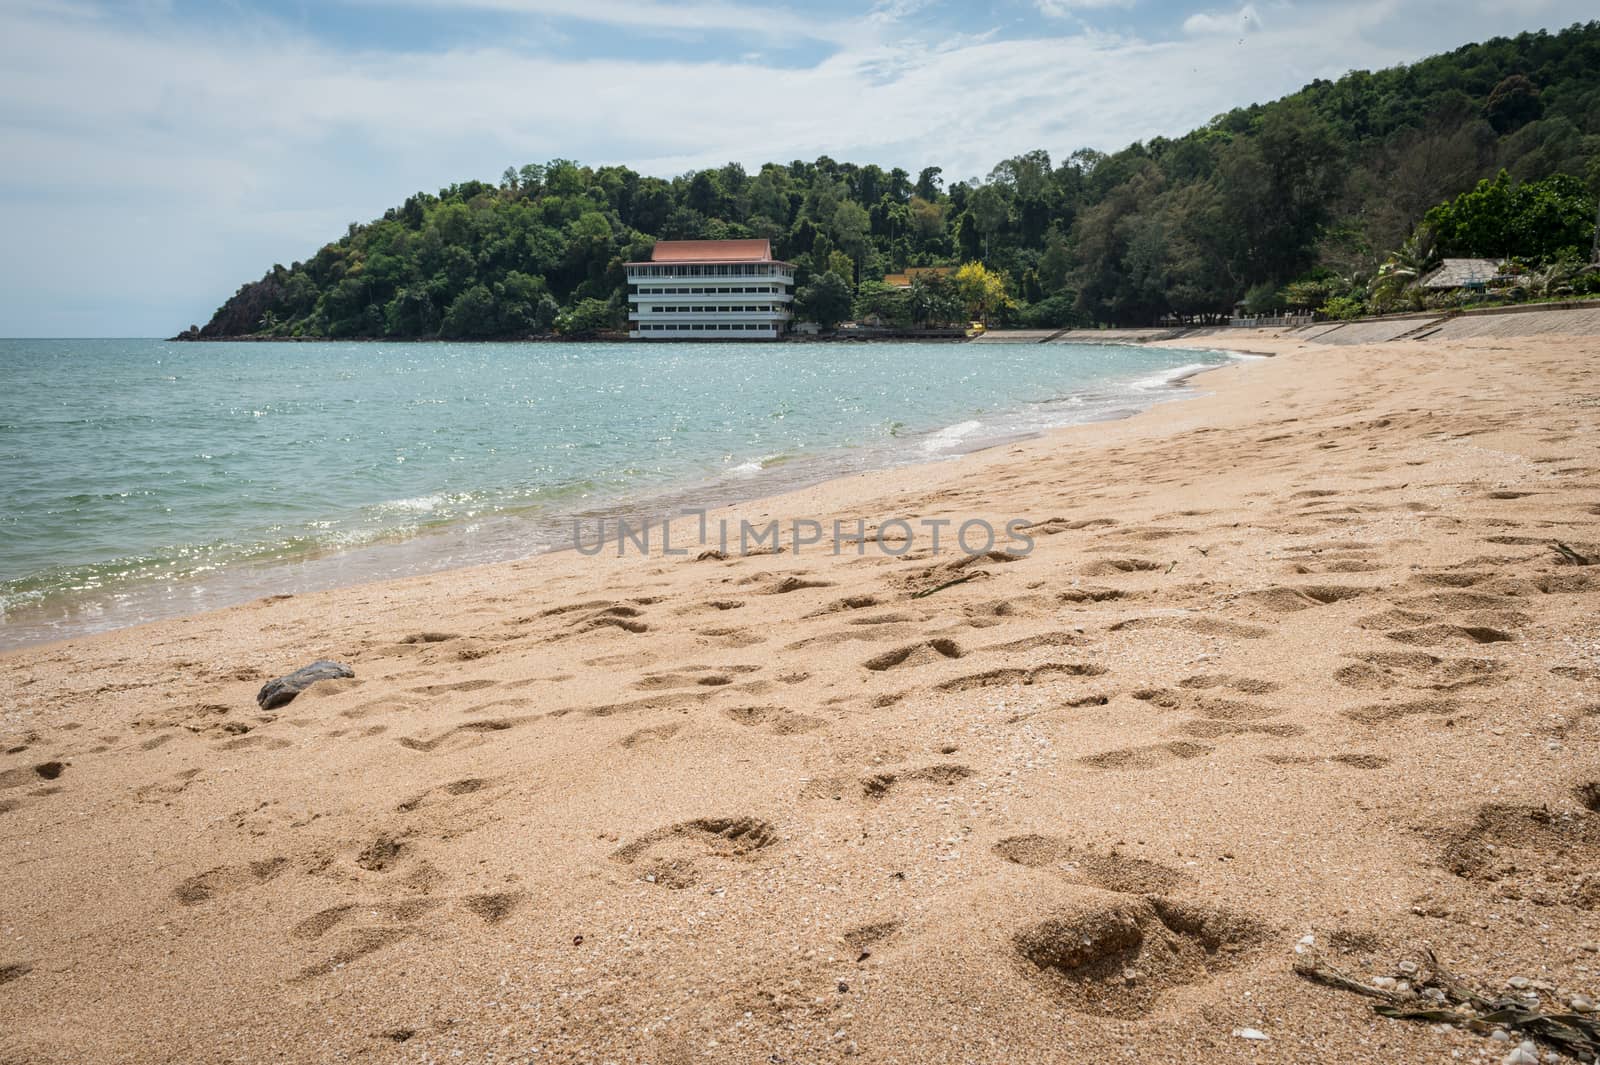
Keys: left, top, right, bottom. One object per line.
{"left": 3, "top": 322, "right": 1599, "bottom": 1063}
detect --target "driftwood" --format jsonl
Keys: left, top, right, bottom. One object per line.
{"left": 1295, "top": 947, "right": 1599, "bottom": 1061}
{"left": 1552, "top": 541, "right": 1596, "bottom": 566}
{"left": 910, "top": 573, "right": 983, "bottom": 599}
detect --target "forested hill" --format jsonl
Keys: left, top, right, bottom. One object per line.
{"left": 182, "top": 21, "right": 1600, "bottom": 339}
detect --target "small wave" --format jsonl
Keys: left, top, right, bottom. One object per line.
{"left": 1131, "top": 362, "right": 1215, "bottom": 391}
{"left": 729, "top": 453, "right": 794, "bottom": 477}
{"left": 920, "top": 419, "right": 983, "bottom": 454}
{"left": 373, "top": 493, "right": 450, "bottom": 514}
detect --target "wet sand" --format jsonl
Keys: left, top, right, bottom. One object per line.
{"left": 2, "top": 326, "right": 1598, "bottom": 1063}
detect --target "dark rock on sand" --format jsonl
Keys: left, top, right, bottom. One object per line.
{"left": 257, "top": 660, "right": 355, "bottom": 710}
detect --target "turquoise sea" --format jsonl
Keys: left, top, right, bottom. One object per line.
{"left": 0, "top": 339, "right": 1234, "bottom": 648}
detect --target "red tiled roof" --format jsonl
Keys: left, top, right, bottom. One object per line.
{"left": 649, "top": 239, "right": 773, "bottom": 263}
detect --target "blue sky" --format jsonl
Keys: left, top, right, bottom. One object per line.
{"left": 0, "top": 0, "right": 1592, "bottom": 336}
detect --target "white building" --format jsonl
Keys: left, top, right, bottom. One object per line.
{"left": 626, "top": 239, "right": 794, "bottom": 340}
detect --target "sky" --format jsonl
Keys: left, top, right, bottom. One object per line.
{"left": 0, "top": 0, "right": 1592, "bottom": 337}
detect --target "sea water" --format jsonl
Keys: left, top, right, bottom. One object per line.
{"left": 0, "top": 338, "right": 1233, "bottom": 648}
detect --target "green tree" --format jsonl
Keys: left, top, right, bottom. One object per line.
{"left": 967, "top": 184, "right": 1009, "bottom": 261}
{"left": 831, "top": 200, "right": 871, "bottom": 281}
{"left": 852, "top": 281, "right": 911, "bottom": 327}
{"left": 796, "top": 271, "right": 853, "bottom": 329}
{"left": 1485, "top": 74, "right": 1543, "bottom": 134}
{"left": 1426, "top": 171, "right": 1596, "bottom": 261}
{"left": 1368, "top": 225, "right": 1441, "bottom": 311}
{"left": 441, "top": 285, "right": 500, "bottom": 338}
{"left": 908, "top": 275, "right": 962, "bottom": 327}
{"left": 556, "top": 297, "right": 619, "bottom": 336}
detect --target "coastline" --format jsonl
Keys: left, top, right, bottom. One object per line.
{"left": 2, "top": 322, "right": 1598, "bottom": 1063}
{"left": 0, "top": 342, "right": 1236, "bottom": 652}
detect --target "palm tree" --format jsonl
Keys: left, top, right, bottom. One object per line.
{"left": 1368, "top": 226, "right": 1441, "bottom": 311}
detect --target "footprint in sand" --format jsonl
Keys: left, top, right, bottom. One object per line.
{"left": 290, "top": 887, "right": 520, "bottom": 979}
{"left": 173, "top": 856, "right": 289, "bottom": 905}
{"left": 397, "top": 716, "right": 529, "bottom": 752}
{"left": 1332, "top": 652, "right": 1509, "bottom": 692}
{"left": 980, "top": 630, "right": 1088, "bottom": 654}
{"left": 461, "top": 891, "right": 525, "bottom": 924}
{"left": 1340, "top": 697, "right": 1463, "bottom": 725}
{"left": 1010, "top": 895, "right": 1268, "bottom": 1017}
{"left": 295, "top": 927, "right": 416, "bottom": 981}
{"left": 993, "top": 835, "right": 1189, "bottom": 894}
{"left": 1021, "top": 516, "right": 1118, "bottom": 536}
{"left": 863, "top": 640, "right": 964, "bottom": 672}
{"left": 291, "top": 897, "right": 442, "bottom": 940}
{"left": 936, "top": 662, "right": 1106, "bottom": 692}
{"left": 1108, "top": 616, "right": 1271, "bottom": 640}
{"left": 354, "top": 833, "right": 412, "bottom": 872}
{"left": 964, "top": 595, "right": 1052, "bottom": 623}
{"left": 633, "top": 664, "right": 760, "bottom": 690}
{"left": 859, "top": 763, "right": 973, "bottom": 800}
{"left": 1174, "top": 719, "right": 1304, "bottom": 738}
{"left": 549, "top": 691, "right": 710, "bottom": 720}
{"left": 804, "top": 595, "right": 883, "bottom": 617}
{"left": 395, "top": 776, "right": 491, "bottom": 812}
{"left": 1077, "top": 741, "right": 1213, "bottom": 770}
{"left": 841, "top": 918, "right": 903, "bottom": 957}
{"left": 1080, "top": 558, "right": 1163, "bottom": 577}
{"left": 1239, "top": 584, "right": 1370, "bottom": 612}
{"left": 698, "top": 626, "right": 767, "bottom": 648}
{"left": 619, "top": 722, "right": 684, "bottom": 748}
{"left": 1439, "top": 799, "right": 1600, "bottom": 909}
{"left": 219, "top": 733, "right": 293, "bottom": 752}
{"left": 0, "top": 761, "right": 66, "bottom": 790}
{"left": 1383, "top": 623, "right": 1516, "bottom": 647}
{"left": 1408, "top": 570, "right": 1492, "bottom": 589}
{"left": 1176, "top": 674, "right": 1281, "bottom": 695}
{"left": 721, "top": 706, "right": 825, "bottom": 735}
{"left": 611, "top": 816, "right": 779, "bottom": 889}
{"left": 538, "top": 601, "right": 650, "bottom": 635}
{"left": 0, "top": 962, "right": 35, "bottom": 986}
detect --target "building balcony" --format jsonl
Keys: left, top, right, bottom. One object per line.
{"left": 629, "top": 289, "right": 793, "bottom": 302}
{"left": 628, "top": 309, "right": 793, "bottom": 322}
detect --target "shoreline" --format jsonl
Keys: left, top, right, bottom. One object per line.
{"left": 3, "top": 322, "right": 1597, "bottom": 1064}
{"left": 0, "top": 343, "right": 1237, "bottom": 654}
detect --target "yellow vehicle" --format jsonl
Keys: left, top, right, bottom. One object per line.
{"left": 966, "top": 321, "right": 987, "bottom": 338}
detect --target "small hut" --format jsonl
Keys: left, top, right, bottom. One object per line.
{"left": 1419, "top": 259, "right": 1502, "bottom": 292}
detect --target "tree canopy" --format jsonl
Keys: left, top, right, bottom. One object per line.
{"left": 185, "top": 21, "right": 1600, "bottom": 338}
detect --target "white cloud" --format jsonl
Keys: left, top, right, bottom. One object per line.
{"left": 1183, "top": 3, "right": 1265, "bottom": 35}
{"left": 0, "top": 0, "right": 1594, "bottom": 334}
{"left": 346, "top": 0, "right": 848, "bottom": 42}
{"left": 1036, "top": 0, "right": 1136, "bottom": 15}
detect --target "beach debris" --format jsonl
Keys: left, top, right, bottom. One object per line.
{"left": 1552, "top": 541, "right": 1596, "bottom": 566}
{"left": 256, "top": 660, "right": 355, "bottom": 710}
{"left": 910, "top": 573, "right": 984, "bottom": 599}
{"left": 1295, "top": 947, "right": 1600, "bottom": 1061}
{"left": 1232, "top": 1028, "right": 1270, "bottom": 1042}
